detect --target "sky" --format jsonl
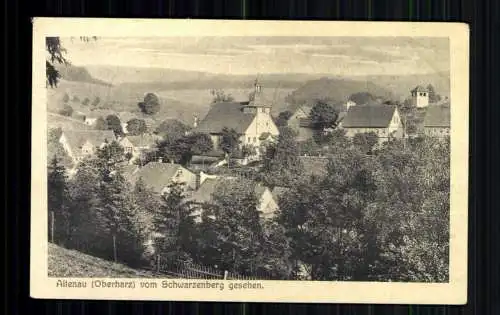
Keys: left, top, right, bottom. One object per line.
{"left": 60, "top": 36, "right": 450, "bottom": 76}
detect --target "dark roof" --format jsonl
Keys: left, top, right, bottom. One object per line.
{"left": 341, "top": 105, "right": 397, "bottom": 128}
{"left": 189, "top": 177, "right": 269, "bottom": 204}
{"left": 423, "top": 105, "right": 450, "bottom": 128}
{"left": 411, "top": 85, "right": 428, "bottom": 93}
{"left": 194, "top": 102, "right": 256, "bottom": 134}
{"left": 130, "top": 162, "right": 190, "bottom": 194}
{"left": 61, "top": 130, "right": 116, "bottom": 150}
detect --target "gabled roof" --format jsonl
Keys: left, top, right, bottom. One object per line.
{"left": 126, "top": 134, "right": 162, "bottom": 148}
{"left": 423, "top": 105, "right": 450, "bottom": 128}
{"left": 61, "top": 130, "right": 116, "bottom": 150}
{"left": 195, "top": 102, "right": 257, "bottom": 134}
{"left": 341, "top": 105, "right": 397, "bottom": 128}
{"left": 411, "top": 85, "right": 428, "bottom": 93}
{"left": 189, "top": 177, "right": 270, "bottom": 204}
{"left": 130, "top": 162, "right": 191, "bottom": 194}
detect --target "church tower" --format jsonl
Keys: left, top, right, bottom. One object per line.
{"left": 411, "top": 85, "right": 429, "bottom": 108}
{"left": 243, "top": 79, "right": 271, "bottom": 114}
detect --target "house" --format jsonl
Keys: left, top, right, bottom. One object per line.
{"left": 126, "top": 162, "right": 197, "bottom": 195}
{"left": 119, "top": 134, "right": 162, "bottom": 161}
{"left": 287, "top": 105, "right": 315, "bottom": 141}
{"left": 188, "top": 177, "right": 279, "bottom": 221}
{"left": 58, "top": 130, "right": 116, "bottom": 163}
{"left": 194, "top": 81, "right": 279, "bottom": 152}
{"left": 423, "top": 104, "right": 450, "bottom": 138}
{"left": 83, "top": 109, "right": 115, "bottom": 126}
{"left": 339, "top": 105, "right": 403, "bottom": 142}
{"left": 411, "top": 85, "right": 429, "bottom": 108}
{"left": 288, "top": 102, "right": 348, "bottom": 141}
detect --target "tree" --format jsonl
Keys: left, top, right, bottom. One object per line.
{"left": 105, "top": 115, "right": 123, "bottom": 136}
{"left": 138, "top": 93, "right": 161, "bottom": 115}
{"left": 275, "top": 110, "right": 293, "bottom": 127}
{"left": 210, "top": 89, "right": 234, "bottom": 103}
{"left": 278, "top": 147, "right": 378, "bottom": 280}
{"left": 96, "top": 140, "right": 125, "bottom": 172}
{"left": 352, "top": 132, "right": 378, "bottom": 154}
{"left": 46, "top": 37, "right": 97, "bottom": 88}
{"left": 157, "top": 132, "right": 213, "bottom": 166}
{"left": 190, "top": 132, "right": 213, "bottom": 156}
{"left": 154, "top": 182, "right": 198, "bottom": 262}
{"left": 426, "top": 84, "right": 441, "bottom": 103}
{"left": 82, "top": 97, "right": 90, "bottom": 106}
{"left": 199, "top": 179, "right": 267, "bottom": 275}
{"left": 309, "top": 101, "right": 339, "bottom": 130}
{"left": 62, "top": 93, "right": 70, "bottom": 103}
{"left": 94, "top": 117, "right": 108, "bottom": 130}
{"left": 126, "top": 118, "right": 147, "bottom": 136}
{"left": 220, "top": 127, "right": 240, "bottom": 156}
{"left": 47, "top": 156, "right": 71, "bottom": 245}
{"left": 349, "top": 92, "right": 376, "bottom": 105}
{"left": 261, "top": 126, "right": 303, "bottom": 187}
{"left": 58, "top": 104, "right": 73, "bottom": 117}
{"left": 154, "top": 119, "right": 190, "bottom": 139}
{"left": 47, "top": 128, "right": 72, "bottom": 168}
{"left": 92, "top": 96, "right": 101, "bottom": 107}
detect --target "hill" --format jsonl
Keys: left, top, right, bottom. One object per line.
{"left": 48, "top": 243, "right": 158, "bottom": 277}
{"left": 347, "top": 72, "right": 450, "bottom": 101}
{"left": 285, "top": 77, "right": 394, "bottom": 106}
{"left": 47, "top": 112, "right": 94, "bottom": 131}
{"left": 55, "top": 64, "right": 112, "bottom": 87}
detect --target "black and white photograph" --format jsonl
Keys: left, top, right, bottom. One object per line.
{"left": 31, "top": 19, "right": 469, "bottom": 304}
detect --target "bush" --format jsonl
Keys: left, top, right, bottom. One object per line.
{"left": 58, "top": 104, "right": 73, "bottom": 117}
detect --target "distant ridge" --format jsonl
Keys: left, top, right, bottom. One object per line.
{"left": 55, "top": 64, "right": 113, "bottom": 87}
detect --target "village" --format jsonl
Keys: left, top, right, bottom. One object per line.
{"left": 51, "top": 80, "right": 450, "bottom": 213}
{"left": 47, "top": 78, "right": 451, "bottom": 281}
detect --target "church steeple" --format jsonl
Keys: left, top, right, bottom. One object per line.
{"left": 243, "top": 79, "right": 271, "bottom": 114}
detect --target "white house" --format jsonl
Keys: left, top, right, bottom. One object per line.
{"left": 188, "top": 176, "right": 279, "bottom": 222}
{"left": 194, "top": 81, "right": 280, "bottom": 152}
{"left": 58, "top": 130, "right": 116, "bottom": 163}
{"left": 339, "top": 105, "right": 403, "bottom": 142}
{"left": 119, "top": 134, "right": 162, "bottom": 161}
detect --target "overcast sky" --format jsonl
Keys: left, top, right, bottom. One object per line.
{"left": 60, "top": 36, "right": 449, "bottom": 76}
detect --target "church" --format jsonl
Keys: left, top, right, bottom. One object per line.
{"left": 194, "top": 81, "right": 280, "bottom": 151}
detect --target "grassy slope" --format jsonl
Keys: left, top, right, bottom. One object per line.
{"left": 48, "top": 243, "right": 158, "bottom": 278}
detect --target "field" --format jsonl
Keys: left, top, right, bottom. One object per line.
{"left": 48, "top": 243, "right": 158, "bottom": 278}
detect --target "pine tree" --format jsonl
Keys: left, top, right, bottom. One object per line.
{"left": 154, "top": 182, "right": 198, "bottom": 262}
{"left": 47, "top": 156, "right": 71, "bottom": 245}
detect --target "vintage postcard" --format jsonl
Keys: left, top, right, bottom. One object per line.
{"left": 31, "top": 18, "right": 469, "bottom": 304}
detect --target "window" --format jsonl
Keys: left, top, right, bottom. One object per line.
{"left": 253, "top": 137, "right": 256, "bottom": 142}
{"left": 247, "top": 137, "right": 251, "bottom": 143}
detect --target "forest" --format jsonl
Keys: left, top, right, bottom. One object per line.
{"left": 48, "top": 129, "right": 450, "bottom": 282}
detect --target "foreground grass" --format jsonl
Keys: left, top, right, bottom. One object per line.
{"left": 48, "top": 243, "right": 160, "bottom": 278}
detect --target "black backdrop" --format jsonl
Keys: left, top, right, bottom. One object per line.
{"left": 4, "top": 0, "right": 499, "bottom": 314}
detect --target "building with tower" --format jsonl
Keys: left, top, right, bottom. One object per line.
{"left": 411, "top": 85, "right": 430, "bottom": 108}
{"left": 194, "top": 80, "right": 280, "bottom": 151}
